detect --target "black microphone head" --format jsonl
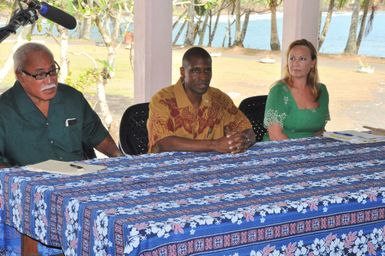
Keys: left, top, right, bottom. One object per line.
{"left": 39, "top": 2, "right": 77, "bottom": 30}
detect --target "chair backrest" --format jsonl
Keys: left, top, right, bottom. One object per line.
{"left": 119, "top": 102, "right": 149, "bottom": 155}
{"left": 238, "top": 95, "right": 268, "bottom": 142}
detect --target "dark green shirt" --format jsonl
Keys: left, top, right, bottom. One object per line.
{"left": 0, "top": 82, "right": 108, "bottom": 166}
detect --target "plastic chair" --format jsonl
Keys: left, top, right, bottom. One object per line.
{"left": 119, "top": 102, "right": 149, "bottom": 155}
{"left": 238, "top": 95, "right": 267, "bottom": 142}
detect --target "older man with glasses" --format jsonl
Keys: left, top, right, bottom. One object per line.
{"left": 0, "top": 42, "right": 122, "bottom": 169}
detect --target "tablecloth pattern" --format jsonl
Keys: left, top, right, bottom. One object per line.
{"left": 1, "top": 137, "right": 385, "bottom": 255}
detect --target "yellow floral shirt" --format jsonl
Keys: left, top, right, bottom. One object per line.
{"left": 147, "top": 79, "right": 252, "bottom": 152}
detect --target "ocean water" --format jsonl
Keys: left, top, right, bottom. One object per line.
{"left": 173, "top": 11, "right": 385, "bottom": 58}
{"left": 2, "top": 11, "right": 384, "bottom": 57}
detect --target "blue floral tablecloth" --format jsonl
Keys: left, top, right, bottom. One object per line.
{"left": 1, "top": 137, "right": 385, "bottom": 255}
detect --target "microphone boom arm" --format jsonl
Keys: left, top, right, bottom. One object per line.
{"left": 0, "top": 8, "right": 39, "bottom": 43}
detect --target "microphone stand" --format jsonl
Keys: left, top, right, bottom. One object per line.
{"left": 0, "top": 8, "right": 38, "bottom": 43}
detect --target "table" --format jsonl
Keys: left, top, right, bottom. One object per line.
{"left": 1, "top": 137, "right": 385, "bottom": 255}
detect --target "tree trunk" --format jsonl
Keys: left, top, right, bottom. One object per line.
{"left": 80, "top": 17, "right": 92, "bottom": 40}
{"left": 233, "top": 0, "right": 243, "bottom": 47}
{"left": 172, "top": 9, "right": 187, "bottom": 29}
{"left": 93, "top": 17, "right": 114, "bottom": 129}
{"left": 58, "top": 28, "right": 69, "bottom": 83}
{"left": 208, "top": 0, "right": 225, "bottom": 47}
{"left": 270, "top": 2, "right": 280, "bottom": 51}
{"left": 193, "top": 16, "right": 203, "bottom": 43}
{"left": 344, "top": 0, "right": 360, "bottom": 55}
{"left": 97, "top": 71, "right": 113, "bottom": 130}
{"left": 111, "top": 15, "right": 121, "bottom": 43}
{"left": 184, "top": 0, "right": 195, "bottom": 46}
{"left": 225, "top": 9, "right": 233, "bottom": 47}
{"left": 239, "top": 9, "right": 251, "bottom": 46}
{"left": 198, "top": 12, "right": 209, "bottom": 46}
{"left": 356, "top": 0, "right": 371, "bottom": 51}
{"left": 78, "top": 0, "right": 93, "bottom": 39}
{"left": 95, "top": 17, "right": 116, "bottom": 75}
{"left": 173, "top": 20, "right": 187, "bottom": 45}
{"left": 318, "top": 0, "right": 335, "bottom": 50}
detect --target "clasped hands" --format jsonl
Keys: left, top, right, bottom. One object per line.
{"left": 217, "top": 131, "right": 252, "bottom": 154}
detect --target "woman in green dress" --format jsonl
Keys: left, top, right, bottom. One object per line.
{"left": 263, "top": 39, "right": 330, "bottom": 141}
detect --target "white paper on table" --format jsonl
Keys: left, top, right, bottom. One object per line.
{"left": 323, "top": 130, "right": 385, "bottom": 144}
{"left": 25, "top": 159, "right": 106, "bottom": 176}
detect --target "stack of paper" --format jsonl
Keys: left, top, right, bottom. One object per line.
{"left": 363, "top": 126, "right": 385, "bottom": 136}
{"left": 25, "top": 160, "right": 106, "bottom": 176}
{"left": 323, "top": 130, "right": 385, "bottom": 144}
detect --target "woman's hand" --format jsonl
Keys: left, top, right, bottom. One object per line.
{"left": 267, "top": 124, "right": 289, "bottom": 141}
{"left": 314, "top": 129, "right": 325, "bottom": 137}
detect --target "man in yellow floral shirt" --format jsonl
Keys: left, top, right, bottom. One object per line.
{"left": 147, "top": 47, "right": 255, "bottom": 153}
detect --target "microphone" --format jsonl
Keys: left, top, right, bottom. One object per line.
{"left": 21, "top": 0, "right": 77, "bottom": 30}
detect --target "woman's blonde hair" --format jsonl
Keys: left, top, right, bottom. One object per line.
{"left": 283, "top": 39, "right": 320, "bottom": 100}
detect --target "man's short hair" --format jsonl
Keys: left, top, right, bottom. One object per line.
{"left": 13, "top": 42, "right": 54, "bottom": 72}
{"left": 182, "top": 47, "right": 212, "bottom": 67}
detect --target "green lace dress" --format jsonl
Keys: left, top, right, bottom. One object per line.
{"left": 263, "top": 82, "right": 330, "bottom": 140}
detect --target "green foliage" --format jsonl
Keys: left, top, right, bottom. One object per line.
{"left": 194, "top": 0, "right": 208, "bottom": 16}
{"left": 337, "top": 0, "right": 349, "bottom": 9}
{"left": 193, "top": 0, "right": 222, "bottom": 16}
{"left": 0, "top": 3, "right": 7, "bottom": 10}
{"left": 97, "top": 59, "right": 114, "bottom": 79}
{"left": 65, "top": 68, "right": 98, "bottom": 96}
{"left": 204, "top": 0, "right": 219, "bottom": 9}
{"left": 0, "top": 0, "right": 12, "bottom": 11}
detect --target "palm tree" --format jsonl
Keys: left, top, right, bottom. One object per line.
{"left": 232, "top": 0, "right": 253, "bottom": 47}
{"left": 356, "top": 0, "right": 374, "bottom": 51}
{"left": 344, "top": 0, "right": 377, "bottom": 55}
{"left": 344, "top": 0, "right": 361, "bottom": 54}
{"left": 233, "top": 0, "right": 243, "bottom": 46}
{"left": 207, "top": 0, "right": 228, "bottom": 46}
{"left": 319, "top": 0, "right": 350, "bottom": 50}
{"left": 184, "top": 0, "right": 196, "bottom": 45}
{"left": 268, "top": 0, "right": 281, "bottom": 51}
{"left": 319, "top": 0, "right": 335, "bottom": 50}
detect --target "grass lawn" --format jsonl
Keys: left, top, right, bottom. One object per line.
{"left": 0, "top": 38, "right": 135, "bottom": 99}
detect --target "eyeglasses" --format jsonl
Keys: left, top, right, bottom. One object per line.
{"left": 21, "top": 61, "right": 61, "bottom": 80}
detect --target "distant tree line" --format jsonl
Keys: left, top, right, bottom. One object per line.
{"left": 172, "top": 0, "right": 383, "bottom": 55}
{"left": 0, "top": 0, "right": 382, "bottom": 56}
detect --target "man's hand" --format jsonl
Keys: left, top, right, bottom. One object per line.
{"left": 0, "top": 163, "right": 9, "bottom": 169}
{"left": 153, "top": 128, "right": 255, "bottom": 154}
{"left": 215, "top": 129, "right": 255, "bottom": 154}
{"left": 95, "top": 135, "right": 123, "bottom": 158}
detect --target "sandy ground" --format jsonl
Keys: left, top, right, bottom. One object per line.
{"left": 101, "top": 46, "right": 385, "bottom": 142}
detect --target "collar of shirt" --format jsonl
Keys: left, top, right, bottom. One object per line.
{"left": 174, "top": 78, "right": 211, "bottom": 109}
{"left": 13, "top": 81, "right": 63, "bottom": 116}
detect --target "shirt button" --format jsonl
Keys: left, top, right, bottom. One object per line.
{"left": 59, "top": 157, "right": 63, "bottom": 160}
{"left": 50, "top": 140, "right": 54, "bottom": 144}
{"left": 46, "top": 123, "right": 49, "bottom": 126}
